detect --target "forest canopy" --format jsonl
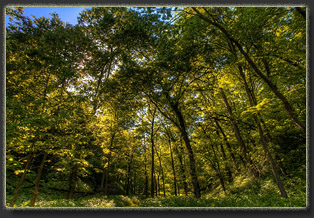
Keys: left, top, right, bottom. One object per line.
{"left": 5, "top": 6, "right": 307, "bottom": 208}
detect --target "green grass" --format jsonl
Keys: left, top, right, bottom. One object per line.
{"left": 6, "top": 191, "right": 306, "bottom": 208}
{"left": 138, "top": 192, "right": 305, "bottom": 207}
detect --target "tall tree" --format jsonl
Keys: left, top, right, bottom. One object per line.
{"left": 190, "top": 7, "right": 305, "bottom": 134}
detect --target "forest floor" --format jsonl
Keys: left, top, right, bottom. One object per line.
{"left": 6, "top": 173, "right": 306, "bottom": 208}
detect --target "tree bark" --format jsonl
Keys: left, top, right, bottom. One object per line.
{"left": 133, "top": 173, "right": 136, "bottom": 195}
{"left": 125, "top": 153, "right": 133, "bottom": 196}
{"left": 220, "top": 88, "right": 259, "bottom": 177}
{"left": 171, "top": 103, "right": 201, "bottom": 198}
{"left": 104, "top": 156, "right": 111, "bottom": 196}
{"left": 154, "top": 175, "right": 158, "bottom": 196}
{"left": 150, "top": 109, "right": 156, "bottom": 198}
{"left": 214, "top": 119, "right": 240, "bottom": 172}
{"left": 157, "top": 173, "right": 160, "bottom": 196}
{"left": 255, "top": 117, "right": 288, "bottom": 198}
{"left": 100, "top": 168, "right": 106, "bottom": 192}
{"left": 206, "top": 133, "right": 227, "bottom": 193}
{"left": 219, "top": 142, "right": 233, "bottom": 183}
{"left": 103, "top": 132, "right": 115, "bottom": 195}
{"left": 213, "top": 126, "right": 234, "bottom": 183}
{"left": 144, "top": 146, "right": 149, "bottom": 198}
{"left": 175, "top": 139, "right": 188, "bottom": 196}
{"left": 10, "top": 153, "right": 33, "bottom": 207}
{"left": 168, "top": 136, "right": 178, "bottom": 196}
{"left": 28, "top": 71, "right": 51, "bottom": 207}
{"left": 155, "top": 143, "right": 166, "bottom": 197}
{"left": 204, "top": 146, "right": 227, "bottom": 194}
{"left": 29, "top": 152, "right": 48, "bottom": 207}
{"left": 67, "top": 165, "right": 78, "bottom": 199}
{"left": 238, "top": 66, "right": 288, "bottom": 198}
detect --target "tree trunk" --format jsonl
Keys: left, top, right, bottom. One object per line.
{"left": 125, "top": 153, "right": 133, "bottom": 196}
{"left": 104, "top": 158, "right": 111, "bottom": 196}
{"left": 255, "top": 117, "right": 288, "bottom": 198}
{"left": 168, "top": 136, "right": 178, "bottom": 196}
{"left": 67, "top": 165, "right": 78, "bottom": 199}
{"left": 200, "top": 124, "right": 234, "bottom": 185}
{"left": 157, "top": 173, "right": 160, "bottom": 196}
{"left": 220, "top": 88, "right": 259, "bottom": 177}
{"left": 191, "top": 7, "right": 305, "bottom": 134}
{"left": 100, "top": 168, "right": 106, "bottom": 192}
{"left": 133, "top": 173, "right": 136, "bottom": 195}
{"left": 214, "top": 119, "right": 240, "bottom": 172}
{"left": 219, "top": 142, "right": 233, "bottom": 183}
{"left": 275, "top": 154, "right": 287, "bottom": 177}
{"left": 29, "top": 152, "right": 48, "bottom": 207}
{"left": 104, "top": 151, "right": 112, "bottom": 196}
{"left": 150, "top": 109, "right": 156, "bottom": 198}
{"left": 213, "top": 125, "right": 234, "bottom": 183}
{"left": 28, "top": 73, "right": 50, "bottom": 207}
{"left": 155, "top": 142, "right": 166, "bottom": 197}
{"left": 207, "top": 135, "right": 227, "bottom": 194}
{"left": 104, "top": 132, "right": 115, "bottom": 196}
{"left": 144, "top": 148, "right": 149, "bottom": 198}
{"left": 154, "top": 175, "right": 158, "bottom": 196}
{"left": 10, "top": 153, "right": 33, "bottom": 207}
{"left": 175, "top": 139, "right": 188, "bottom": 196}
{"left": 238, "top": 66, "right": 288, "bottom": 198}
{"left": 204, "top": 150, "right": 227, "bottom": 194}
{"left": 171, "top": 103, "right": 201, "bottom": 198}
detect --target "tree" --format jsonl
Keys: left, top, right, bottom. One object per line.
{"left": 189, "top": 7, "right": 305, "bottom": 134}
{"left": 6, "top": 9, "right": 91, "bottom": 206}
{"left": 6, "top": 6, "right": 306, "bottom": 206}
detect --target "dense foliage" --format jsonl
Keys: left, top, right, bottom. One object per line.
{"left": 6, "top": 6, "right": 306, "bottom": 208}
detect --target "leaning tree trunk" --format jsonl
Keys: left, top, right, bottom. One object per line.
{"left": 214, "top": 119, "right": 240, "bottom": 172}
{"left": 200, "top": 124, "right": 234, "bottom": 183}
{"left": 191, "top": 7, "right": 305, "bottom": 134}
{"left": 10, "top": 153, "right": 33, "bottom": 207}
{"left": 255, "top": 117, "right": 288, "bottom": 198}
{"left": 29, "top": 152, "right": 48, "bottom": 207}
{"left": 206, "top": 134, "right": 227, "bottom": 194}
{"left": 220, "top": 88, "right": 259, "bottom": 177}
{"left": 29, "top": 72, "right": 51, "bottom": 207}
{"left": 218, "top": 141, "right": 233, "bottom": 183}
{"left": 238, "top": 66, "right": 288, "bottom": 198}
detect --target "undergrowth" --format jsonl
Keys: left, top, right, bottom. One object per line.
{"left": 6, "top": 174, "right": 306, "bottom": 208}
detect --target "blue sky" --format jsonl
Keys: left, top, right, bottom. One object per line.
{"left": 6, "top": 7, "right": 175, "bottom": 27}
{"left": 6, "top": 7, "right": 91, "bottom": 26}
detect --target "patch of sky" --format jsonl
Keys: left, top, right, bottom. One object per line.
{"left": 195, "top": 116, "right": 205, "bottom": 123}
{"left": 6, "top": 6, "right": 91, "bottom": 27}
